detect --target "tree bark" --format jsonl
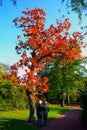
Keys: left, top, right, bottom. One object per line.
{"left": 26, "top": 90, "right": 36, "bottom": 122}
{"left": 66, "top": 88, "right": 70, "bottom": 106}
{"left": 61, "top": 89, "right": 65, "bottom": 107}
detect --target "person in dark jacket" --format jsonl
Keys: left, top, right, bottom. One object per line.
{"left": 43, "top": 101, "right": 49, "bottom": 125}
{"left": 36, "top": 100, "right": 43, "bottom": 126}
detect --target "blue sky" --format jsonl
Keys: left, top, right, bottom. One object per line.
{"left": 0, "top": 0, "right": 87, "bottom": 65}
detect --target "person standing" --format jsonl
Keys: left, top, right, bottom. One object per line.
{"left": 36, "top": 100, "right": 43, "bottom": 126}
{"left": 43, "top": 101, "right": 49, "bottom": 125}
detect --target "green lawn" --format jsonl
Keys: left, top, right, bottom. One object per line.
{"left": 0, "top": 104, "right": 69, "bottom": 130}
{"left": 48, "top": 104, "right": 69, "bottom": 120}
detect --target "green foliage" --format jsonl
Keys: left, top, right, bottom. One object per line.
{"left": 0, "top": 63, "right": 29, "bottom": 110}
{"left": 43, "top": 58, "right": 85, "bottom": 105}
{"left": 62, "top": 0, "right": 87, "bottom": 20}
{"left": 0, "top": 79, "right": 28, "bottom": 110}
{"left": 80, "top": 80, "right": 87, "bottom": 121}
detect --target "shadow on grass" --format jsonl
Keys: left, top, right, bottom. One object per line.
{"left": 0, "top": 118, "right": 38, "bottom": 130}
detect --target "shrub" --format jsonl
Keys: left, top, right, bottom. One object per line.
{"left": 0, "top": 80, "right": 28, "bottom": 110}
{"left": 80, "top": 88, "right": 87, "bottom": 121}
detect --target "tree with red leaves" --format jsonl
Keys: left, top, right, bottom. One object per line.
{"left": 3, "top": 8, "right": 86, "bottom": 121}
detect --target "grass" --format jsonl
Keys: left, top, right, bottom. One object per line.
{"left": 0, "top": 109, "right": 38, "bottom": 130}
{"left": 48, "top": 104, "right": 69, "bottom": 120}
{"left": 0, "top": 104, "right": 69, "bottom": 130}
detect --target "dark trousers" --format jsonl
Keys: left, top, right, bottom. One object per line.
{"left": 43, "top": 114, "right": 48, "bottom": 125}
{"left": 37, "top": 114, "right": 43, "bottom": 126}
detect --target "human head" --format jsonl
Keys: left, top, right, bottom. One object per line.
{"left": 39, "top": 100, "right": 42, "bottom": 104}
{"left": 44, "top": 101, "right": 47, "bottom": 105}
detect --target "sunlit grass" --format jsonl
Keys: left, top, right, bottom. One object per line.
{"left": 0, "top": 109, "right": 29, "bottom": 119}
{"left": 0, "top": 104, "right": 69, "bottom": 130}
{"left": 48, "top": 104, "right": 69, "bottom": 120}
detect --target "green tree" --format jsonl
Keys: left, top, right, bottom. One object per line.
{"left": 44, "top": 58, "right": 85, "bottom": 107}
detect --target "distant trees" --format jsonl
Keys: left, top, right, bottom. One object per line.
{"left": 43, "top": 58, "right": 86, "bottom": 107}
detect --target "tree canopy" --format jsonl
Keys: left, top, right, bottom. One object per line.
{"left": 3, "top": 7, "right": 86, "bottom": 95}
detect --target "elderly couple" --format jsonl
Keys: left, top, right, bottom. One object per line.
{"left": 36, "top": 100, "right": 49, "bottom": 126}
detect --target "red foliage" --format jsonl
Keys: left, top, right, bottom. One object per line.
{"left": 8, "top": 8, "right": 87, "bottom": 96}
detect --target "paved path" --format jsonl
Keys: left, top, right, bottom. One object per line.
{"left": 40, "top": 106, "right": 87, "bottom": 130}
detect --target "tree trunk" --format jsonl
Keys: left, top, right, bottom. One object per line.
{"left": 26, "top": 90, "right": 36, "bottom": 122}
{"left": 66, "top": 88, "right": 70, "bottom": 106}
{"left": 61, "top": 89, "right": 65, "bottom": 107}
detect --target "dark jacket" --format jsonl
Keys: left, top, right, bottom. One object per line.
{"left": 43, "top": 104, "right": 49, "bottom": 116}
{"left": 36, "top": 103, "right": 43, "bottom": 118}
